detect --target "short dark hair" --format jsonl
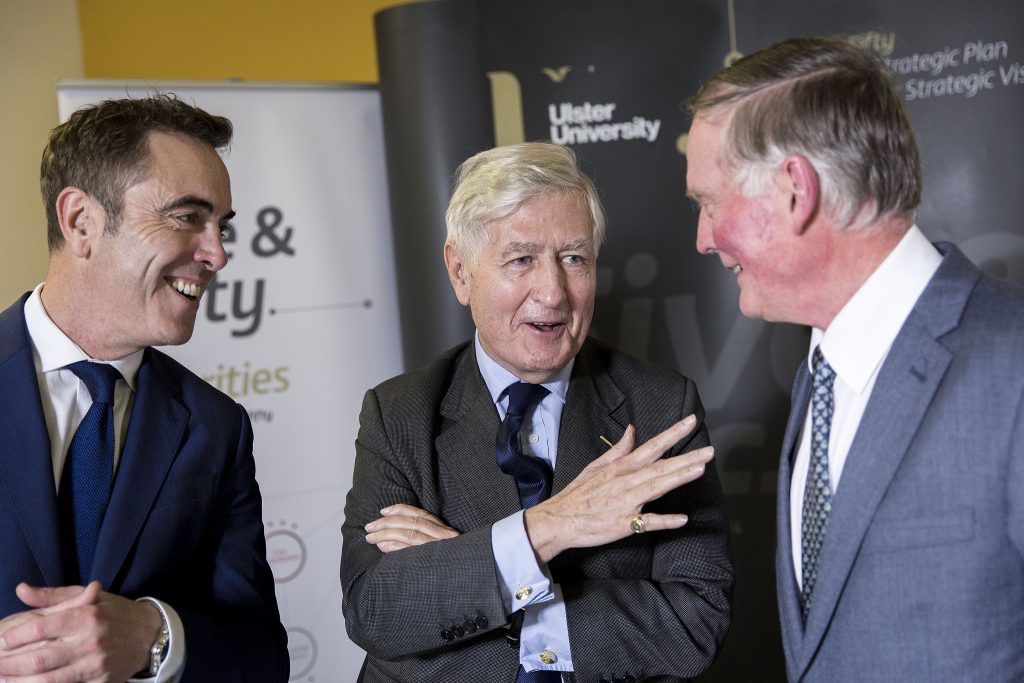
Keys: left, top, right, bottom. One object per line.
{"left": 689, "top": 36, "right": 921, "bottom": 229}
{"left": 40, "top": 93, "right": 233, "bottom": 251}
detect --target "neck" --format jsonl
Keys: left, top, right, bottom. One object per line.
{"left": 804, "top": 216, "right": 911, "bottom": 330}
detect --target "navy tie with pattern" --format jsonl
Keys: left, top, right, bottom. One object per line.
{"left": 496, "top": 382, "right": 553, "bottom": 509}
{"left": 495, "top": 382, "right": 560, "bottom": 683}
{"left": 800, "top": 347, "right": 837, "bottom": 622}
{"left": 59, "top": 361, "right": 122, "bottom": 584}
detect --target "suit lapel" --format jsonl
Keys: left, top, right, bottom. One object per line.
{"left": 91, "top": 349, "right": 189, "bottom": 587}
{"left": 554, "top": 343, "right": 627, "bottom": 493}
{"left": 796, "top": 244, "right": 976, "bottom": 678}
{"left": 776, "top": 358, "right": 812, "bottom": 680}
{"left": 0, "top": 298, "right": 65, "bottom": 584}
{"left": 435, "top": 346, "right": 522, "bottom": 527}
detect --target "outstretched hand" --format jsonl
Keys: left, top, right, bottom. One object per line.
{"left": 525, "top": 415, "right": 712, "bottom": 564}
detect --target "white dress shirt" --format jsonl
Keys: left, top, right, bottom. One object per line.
{"left": 477, "top": 334, "right": 575, "bottom": 676}
{"left": 23, "top": 284, "right": 185, "bottom": 682}
{"left": 790, "top": 227, "right": 943, "bottom": 588}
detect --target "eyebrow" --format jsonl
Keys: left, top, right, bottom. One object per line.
{"left": 501, "top": 238, "right": 593, "bottom": 257}
{"left": 162, "top": 195, "right": 236, "bottom": 222}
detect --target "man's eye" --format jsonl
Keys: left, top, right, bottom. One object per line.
{"left": 220, "top": 224, "right": 233, "bottom": 240}
{"left": 175, "top": 213, "right": 198, "bottom": 224}
{"left": 511, "top": 256, "right": 532, "bottom": 266}
{"left": 562, "top": 255, "right": 585, "bottom": 265}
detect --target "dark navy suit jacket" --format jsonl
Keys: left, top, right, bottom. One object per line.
{"left": 0, "top": 294, "right": 288, "bottom": 681}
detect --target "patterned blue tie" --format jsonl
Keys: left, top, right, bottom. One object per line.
{"left": 495, "top": 382, "right": 560, "bottom": 683}
{"left": 496, "top": 382, "right": 552, "bottom": 509}
{"left": 800, "top": 347, "right": 836, "bottom": 622}
{"left": 59, "top": 361, "right": 121, "bottom": 583}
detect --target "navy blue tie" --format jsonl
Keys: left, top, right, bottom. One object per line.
{"left": 59, "top": 361, "right": 121, "bottom": 584}
{"left": 496, "top": 382, "right": 552, "bottom": 509}
{"left": 496, "top": 382, "right": 561, "bottom": 683}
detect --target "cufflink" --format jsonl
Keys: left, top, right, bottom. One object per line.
{"left": 539, "top": 649, "right": 558, "bottom": 665}
{"left": 515, "top": 585, "right": 533, "bottom": 600}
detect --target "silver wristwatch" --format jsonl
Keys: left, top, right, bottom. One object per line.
{"left": 147, "top": 617, "right": 170, "bottom": 675}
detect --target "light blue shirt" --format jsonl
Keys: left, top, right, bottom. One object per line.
{"left": 476, "top": 334, "right": 575, "bottom": 675}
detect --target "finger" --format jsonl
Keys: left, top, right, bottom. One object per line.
{"left": 0, "top": 640, "right": 70, "bottom": 676}
{"left": 375, "top": 540, "right": 412, "bottom": 553}
{"left": 628, "top": 512, "right": 690, "bottom": 535}
{"left": 366, "top": 523, "right": 456, "bottom": 548}
{"left": 379, "top": 503, "right": 436, "bottom": 519}
{"left": 15, "top": 583, "right": 84, "bottom": 610}
{"left": 623, "top": 446, "right": 714, "bottom": 504}
{"left": 619, "top": 415, "right": 700, "bottom": 469}
{"left": 380, "top": 505, "right": 452, "bottom": 530}
{"left": 366, "top": 514, "right": 458, "bottom": 541}
{"left": 593, "top": 424, "right": 636, "bottom": 465}
{"left": 573, "top": 425, "right": 637, "bottom": 481}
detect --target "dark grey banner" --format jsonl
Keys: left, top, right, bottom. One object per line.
{"left": 374, "top": 1, "right": 1024, "bottom": 679}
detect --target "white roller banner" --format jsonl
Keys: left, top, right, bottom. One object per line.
{"left": 58, "top": 82, "right": 401, "bottom": 681}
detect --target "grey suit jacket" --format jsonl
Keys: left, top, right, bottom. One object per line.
{"left": 776, "top": 243, "right": 1024, "bottom": 681}
{"left": 341, "top": 339, "right": 733, "bottom": 683}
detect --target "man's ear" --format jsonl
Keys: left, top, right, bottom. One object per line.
{"left": 780, "top": 154, "right": 820, "bottom": 235}
{"left": 443, "top": 243, "right": 472, "bottom": 307}
{"left": 55, "top": 187, "right": 104, "bottom": 257}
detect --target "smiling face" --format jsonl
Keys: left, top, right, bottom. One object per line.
{"left": 686, "top": 112, "right": 798, "bottom": 323}
{"left": 445, "top": 191, "right": 596, "bottom": 383}
{"left": 74, "top": 130, "right": 233, "bottom": 357}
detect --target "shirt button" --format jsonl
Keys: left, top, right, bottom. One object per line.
{"left": 515, "top": 585, "right": 533, "bottom": 600}
{"left": 539, "top": 649, "right": 558, "bottom": 664}
{"left": 528, "top": 433, "right": 540, "bottom": 444}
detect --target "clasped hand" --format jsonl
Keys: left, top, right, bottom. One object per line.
{"left": 0, "top": 581, "right": 162, "bottom": 683}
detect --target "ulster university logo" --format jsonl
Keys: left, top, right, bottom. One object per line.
{"left": 486, "top": 69, "right": 662, "bottom": 147}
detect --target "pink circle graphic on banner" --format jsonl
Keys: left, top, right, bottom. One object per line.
{"left": 266, "top": 527, "right": 307, "bottom": 583}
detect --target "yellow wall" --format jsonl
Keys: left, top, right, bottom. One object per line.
{"left": 0, "top": 0, "right": 84, "bottom": 305}
{"left": 0, "top": 0, "right": 418, "bottom": 305}
{"left": 77, "top": 0, "right": 416, "bottom": 83}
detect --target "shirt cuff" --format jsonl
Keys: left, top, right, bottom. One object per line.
{"left": 129, "top": 597, "right": 185, "bottom": 683}
{"left": 491, "top": 510, "right": 554, "bottom": 613}
{"left": 520, "top": 583, "right": 573, "bottom": 673}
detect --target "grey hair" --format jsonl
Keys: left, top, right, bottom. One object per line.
{"left": 688, "top": 36, "right": 921, "bottom": 230}
{"left": 445, "top": 142, "right": 606, "bottom": 261}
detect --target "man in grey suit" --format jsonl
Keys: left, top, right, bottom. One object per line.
{"left": 342, "top": 142, "right": 733, "bottom": 682}
{"left": 686, "top": 36, "right": 1024, "bottom": 680}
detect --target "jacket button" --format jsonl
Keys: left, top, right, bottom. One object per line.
{"left": 440, "top": 628, "right": 453, "bottom": 642}
{"left": 452, "top": 624, "right": 465, "bottom": 638}
{"left": 463, "top": 619, "right": 477, "bottom": 634}
{"left": 476, "top": 615, "right": 489, "bottom": 629}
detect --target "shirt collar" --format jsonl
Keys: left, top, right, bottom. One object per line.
{"left": 474, "top": 332, "right": 573, "bottom": 406}
{"left": 810, "top": 225, "right": 942, "bottom": 393}
{"left": 23, "top": 283, "right": 144, "bottom": 390}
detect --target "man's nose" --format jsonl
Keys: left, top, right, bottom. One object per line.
{"left": 695, "top": 212, "right": 716, "bottom": 255}
{"left": 197, "top": 224, "right": 229, "bottom": 272}
{"left": 531, "top": 259, "right": 567, "bottom": 305}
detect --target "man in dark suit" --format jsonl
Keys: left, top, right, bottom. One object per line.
{"left": 687, "top": 37, "right": 1024, "bottom": 680}
{"left": 0, "top": 95, "right": 288, "bottom": 682}
{"left": 341, "top": 142, "right": 733, "bottom": 683}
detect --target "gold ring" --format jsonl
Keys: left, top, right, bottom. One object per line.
{"left": 629, "top": 515, "right": 646, "bottom": 534}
